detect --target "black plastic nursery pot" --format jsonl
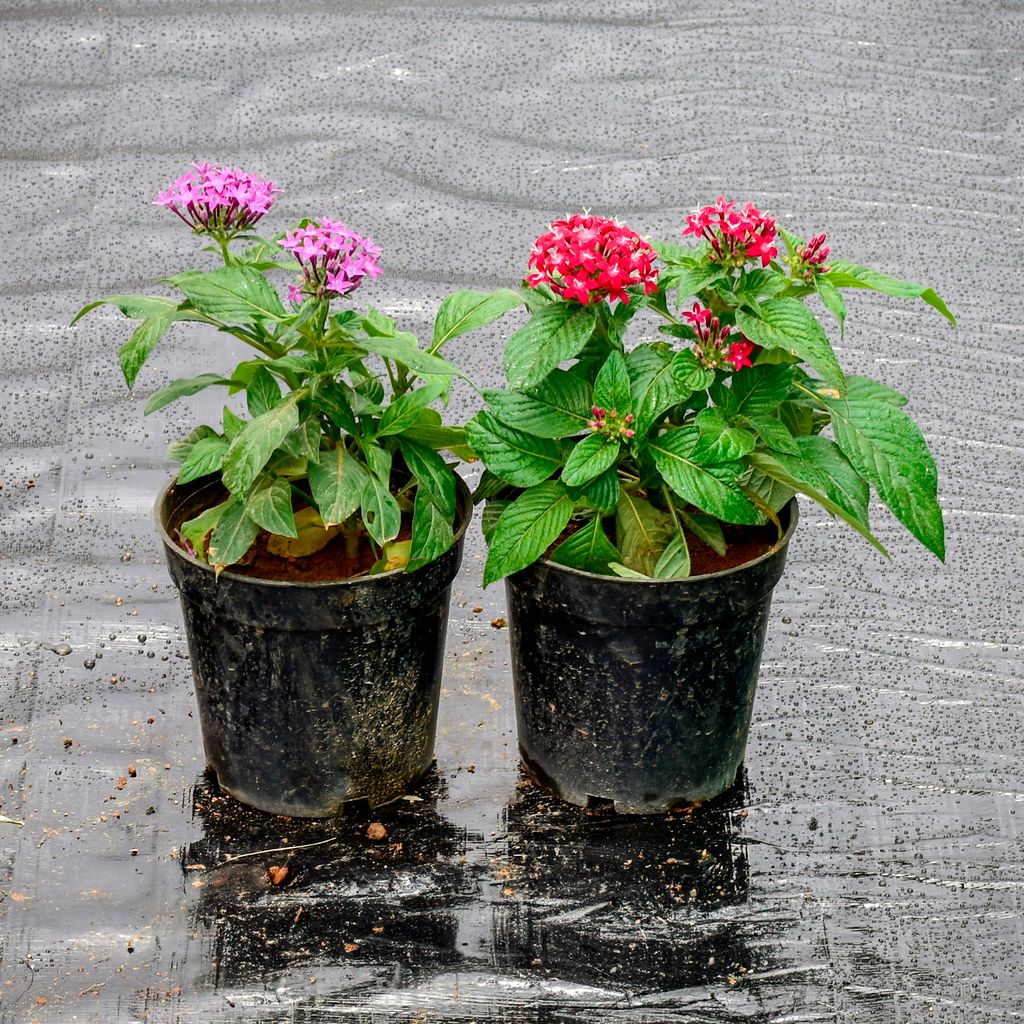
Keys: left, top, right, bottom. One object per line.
{"left": 156, "top": 474, "right": 471, "bottom": 817}
{"left": 504, "top": 499, "right": 799, "bottom": 814}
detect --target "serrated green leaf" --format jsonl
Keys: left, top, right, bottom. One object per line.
{"left": 361, "top": 472, "right": 402, "bottom": 546}
{"left": 399, "top": 437, "right": 456, "bottom": 519}
{"left": 465, "top": 411, "right": 561, "bottom": 488}
{"left": 172, "top": 266, "right": 287, "bottom": 323}
{"left": 746, "top": 467, "right": 797, "bottom": 513}
{"left": 503, "top": 302, "right": 598, "bottom": 390}
{"left": 735, "top": 298, "right": 845, "bottom": 389}
{"left": 483, "top": 480, "right": 573, "bottom": 586}
{"left": 407, "top": 487, "right": 455, "bottom": 571}
{"left": 177, "top": 436, "right": 229, "bottom": 484}
{"left": 592, "top": 350, "right": 632, "bottom": 416}
{"left": 815, "top": 276, "right": 847, "bottom": 336}
{"left": 822, "top": 393, "right": 944, "bottom": 558}
{"left": 72, "top": 294, "right": 201, "bottom": 326}
{"left": 825, "top": 261, "right": 955, "bottom": 323}
{"left": 650, "top": 428, "right": 761, "bottom": 524}
{"left": 360, "top": 308, "right": 462, "bottom": 379}
{"left": 615, "top": 489, "right": 673, "bottom": 575}
{"left": 482, "top": 370, "right": 592, "bottom": 438}
{"left": 377, "top": 382, "right": 445, "bottom": 437}
{"left": 662, "top": 264, "right": 726, "bottom": 303}
{"left": 245, "top": 477, "right": 298, "bottom": 538}
{"left": 307, "top": 442, "right": 372, "bottom": 524}
{"left": 627, "top": 345, "right": 690, "bottom": 440}
{"left": 119, "top": 310, "right": 174, "bottom": 389}
{"left": 481, "top": 498, "right": 510, "bottom": 542}
{"left": 561, "top": 433, "right": 619, "bottom": 488}
{"left": 573, "top": 466, "right": 620, "bottom": 514}
{"left": 221, "top": 397, "right": 300, "bottom": 494}
{"left": 671, "top": 349, "right": 715, "bottom": 391}
{"left": 208, "top": 499, "right": 260, "bottom": 569}
{"left": 653, "top": 532, "right": 690, "bottom": 579}
{"left": 741, "top": 414, "right": 800, "bottom": 455}
{"left": 834, "top": 374, "right": 908, "bottom": 407}
{"left": 431, "top": 288, "right": 522, "bottom": 351}
{"left": 714, "top": 364, "right": 794, "bottom": 418}
{"left": 693, "top": 408, "right": 756, "bottom": 462}
{"left": 550, "top": 515, "right": 620, "bottom": 574}
{"left": 145, "top": 373, "right": 231, "bottom": 415}
{"left": 246, "top": 366, "right": 282, "bottom": 418}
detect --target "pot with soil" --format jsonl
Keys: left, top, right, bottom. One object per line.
{"left": 503, "top": 500, "right": 797, "bottom": 813}
{"left": 466, "top": 203, "right": 951, "bottom": 813}
{"left": 158, "top": 473, "right": 472, "bottom": 816}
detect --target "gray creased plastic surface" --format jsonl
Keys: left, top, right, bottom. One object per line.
{"left": 0, "top": 1, "right": 1021, "bottom": 1021}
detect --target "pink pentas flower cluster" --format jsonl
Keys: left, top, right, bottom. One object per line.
{"left": 154, "top": 162, "right": 281, "bottom": 235}
{"left": 527, "top": 214, "right": 659, "bottom": 305}
{"left": 682, "top": 196, "right": 778, "bottom": 269}
{"left": 682, "top": 303, "right": 754, "bottom": 371}
{"left": 281, "top": 220, "right": 383, "bottom": 302}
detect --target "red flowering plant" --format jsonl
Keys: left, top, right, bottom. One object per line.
{"left": 74, "top": 163, "right": 520, "bottom": 573}
{"left": 469, "top": 201, "right": 954, "bottom": 585}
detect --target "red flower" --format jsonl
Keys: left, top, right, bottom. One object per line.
{"left": 527, "top": 214, "right": 659, "bottom": 305}
{"left": 727, "top": 340, "right": 754, "bottom": 370}
{"left": 682, "top": 197, "right": 778, "bottom": 269}
{"left": 683, "top": 303, "right": 755, "bottom": 373}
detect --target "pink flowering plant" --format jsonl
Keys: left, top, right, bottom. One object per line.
{"left": 74, "top": 163, "right": 519, "bottom": 572}
{"left": 469, "top": 201, "right": 954, "bottom": 585}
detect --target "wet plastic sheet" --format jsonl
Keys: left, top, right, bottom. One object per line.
{"left": 1, "top": 1, "right": 1022, "bottom": 1021}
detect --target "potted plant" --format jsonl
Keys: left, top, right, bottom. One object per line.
{"left": 468, "top": 200, "right": 954, "bottom": 814}
{"left": 74, "top": 162, "right": 519, "bottom": 817}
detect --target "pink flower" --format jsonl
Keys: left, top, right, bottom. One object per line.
{"left": 786, "top": 231, "right": 831, "bottom": 282}
{"left": 727, "top": 340, "right": 754, "bottom": 370}
{"left": 154, "top": 162, "right": 281, "bottom": 235}
{"left": 681, "top": 196, "right": 778, "bottom": 270}
{"left": 682, "top": 303, "right": 755, "bottom": 373}
{"left": 281, "top": 219, "right": 383, "bottom": 301}
{"left": 527, "top": 214, "right": 659, "bottom": 305}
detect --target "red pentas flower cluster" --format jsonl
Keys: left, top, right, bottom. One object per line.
{"left": 682, "top": 196, "right": 778, "bottom": 269}
{"left": 527, "top": 214, "right": 659, "bottom": 305}
{"left": 682, "top": 303, "right": 754, "bottom": 371}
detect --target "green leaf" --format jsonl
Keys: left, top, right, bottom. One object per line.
{"left": 145, "top": 373, "right": 231, "bottom": 415}
{"left": 179, "top": 500, "right": 229, "bottom": 562}
{"left": 481, "top": 498, "right": 510, "bottom": 542}
{"left": 662, "top": 264, "right": 726, "bottom": 303}
{"left": 361, "top": 472, "right": 402, "bottom": 546}
{"left": 177, "top": 436, "right": 229, "bottom": 484}
{"left": 815, "top": 276, "right": 847, "bottom": 336}
{"left": 280, "top": 416, "right": 322, "bottom": 462}
{"left": 561, "top": 433, "right": 620, "bottom": 487}
{"left": 399, "top": 438, "right": 457, "bottom": 519}
{"left": 483, "top": 480, "right": 574, "bottom": 586}
{"left": 715, "top": 364, "right": 794, "bottom": 418}
{"left": 72, "top": 294, "right": 200, "bottom": 326}
{"left": 653, "top": 532, "right": 690, "bottom": 579}
{"left": 822, "top": 393, "right": 944, "bottom": 558}
{"left": 746, "top": 437, "right": 886, "bottom": 555}
{"left": 482, "top": 370, "right": 592, "bottom": 438}
{"left": 735, "top": 298, "right": 845, "bottom": 389}
{"left": 318, "top": 381, "right": 358, "bottom": 433}
{"left": 741, "top": 414, "right": 800, "bottom": 455}
{"left": 246, "top": 366, "right": 282, "bottom": 418}
{"left": 119, "top": 310, "right": 175, "bottom": 389}
{"left": 357, "top": 331, "right": 461, "bottom": 380}
{"left": 825, "top": 261, "right": 955, "bottom": 323}
{"left": 465, "top": 411, "right": 561, "bottom": 488}
{"left": 628, "top": 345, "right": 690, "bottom": 440}
{"left": 172, "top": 266, "right": 287, "bottom": 323}
{"left": 223, "top": 405, "right": 246, "bottom": 440}
{"left": 245, "top": 477, "right": 298, "bottom": 538}
{"left": 550, "top": 515, "right": 621, "bottom": 575}
{"left": 679, "top": 510, "right": 726, "bottom": 556}
{"left": 607, "top": 562, "right": 651, "bottom": 579}
{"left": 402, "top": 422, "right": 473, "bottom": 459}
{"left": 377, "top": 382, "right": 445, "bottom": 437}
{"left": 407, "top": 487, "right": 455, "bottom": 571}
{"left": 168, "top": 424, "right": 218, "bottom": 463}
{"left": 431, "top": 288, "right": 522, "bottom": 351}
{"left": 746, "top": 467, "right": 797, "bottom": 513}
{"left": 693, "top": 408, "right": 757, "bottom": 462}
{"left": 221, "top": 397, "right": 300, "bottom": 494}
{"left": 307, "top": 444, "right": 369, "bottom": 526}
{"left": 671, "top": 349, "right": 715, "bottom": 391}
{"left": 573, "top": 466, "right": 620, "bottom": 514}
{"left": 503, "top": 302, "right": 598, "bottom": 390}
{"left": 592, "top": 350, "right": 632, "bottom": 416}
{"left": 650, "top": 428, "right": 761, "bottom": 525}
{"left": 837, "top": 374, "right": 908, "bottom": 407}
{"left": 615, "top": 489, "right": 673, "bottom": 575}
{"left": 235, "top": 237, "right": 286, "bottom": 268}
{"left": 208, "top": 499, "right": 260, "bottom": 569}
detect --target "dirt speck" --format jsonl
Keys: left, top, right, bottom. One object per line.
{"left": 367, "top": 822, "right": 388, "bottom": 841}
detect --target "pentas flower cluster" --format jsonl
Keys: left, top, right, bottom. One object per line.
{"left": 682, "top": 303, "right": 754, "bottom": 371}
{"left": 787, "top": 232, "right": 831, "bottom": 282}
{"left": 587, "top": 405, "right": 635, "bottom": 441}
{"left": 281, "top": 220, "right": 383, "bottom": 302}
{"left": 682, "top": 196, "right": 777, "bottom": 269}
{"left": 154, "top": 162, "right": 281, "bottom": 235}
{"left": 527, "top": 214, "right": 659, "bottom": 305}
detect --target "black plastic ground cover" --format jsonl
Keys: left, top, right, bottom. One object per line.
{"left": 1, "top": 2, "right": 1021, "bottom": 1022}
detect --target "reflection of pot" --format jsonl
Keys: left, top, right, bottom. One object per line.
{"left": 184, "top": 770, "right": 478, "bottom": 989}
{"left": 157, "top": 474, "right": 471, "bottom": 817}
{"left": 505, "top": 500, "right": 798, "bottom": 813}
{"left": 491, "top": 774, "right": 761, "bottom": 989}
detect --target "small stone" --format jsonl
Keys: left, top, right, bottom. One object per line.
{"left": 268, "top": 865, "right": 289, "bottom": 885}
{"left": 491, "top": 618, "right": 507, "bottom": 629}
{"left": 367, "top": 822, "right": 388, "bottom": 841}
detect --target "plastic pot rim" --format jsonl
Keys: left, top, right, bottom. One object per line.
{"left": 510, "top": 496, "right": 799, "bottom": 588}
{"left": 155, "top": 471, "right": 473, "bottom": 591}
